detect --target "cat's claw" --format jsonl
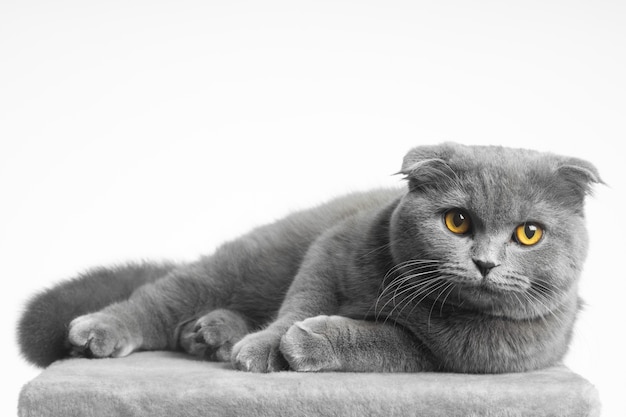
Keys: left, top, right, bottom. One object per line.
{"left": 68, "top": 313, "right": 138, "bottom": 358}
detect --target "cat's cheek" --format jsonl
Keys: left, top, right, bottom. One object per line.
{"left": 389, "top": 198, "right": 440, "bottom": 263}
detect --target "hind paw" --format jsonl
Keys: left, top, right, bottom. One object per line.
{"left": 178, "top": 309, "right": 250, "bottom": 362}
{"left": 68, "top": 313, "right": 139, "bottom": 358}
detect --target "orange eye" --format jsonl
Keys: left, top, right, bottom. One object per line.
{"left": 514, "top": 223, "right": 543, "bottom": 246}
{"left": 444, "top": 209, "right": 471, "bottom": 235}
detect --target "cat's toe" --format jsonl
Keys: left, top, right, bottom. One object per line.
{"left": 178, "top": 322, "right": 209, "bottom": 357}
{"left": 178, "top": 309, "right": 249, "bottom": 362}
{"left": 68, "top": 313, "right": 137, "bottom": 358}
{"left": 280, "top": 316, "right": 342, "bottom": 372}
{"left": 231, "top": 330, "right": 288, "bottom": 372}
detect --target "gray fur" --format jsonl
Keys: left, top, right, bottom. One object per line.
{"left": 17, "top": 143, "right": 600, "bottom": 374}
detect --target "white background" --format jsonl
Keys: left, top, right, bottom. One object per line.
{"left": 1, "top": 1, "right": 624, "bottom": 415}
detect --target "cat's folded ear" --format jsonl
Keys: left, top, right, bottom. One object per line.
{"left": 555, "top": 157, "right": 604, "bottom": 198}
{"left": 397, "top": 143, "right": 459, "bottom": 189}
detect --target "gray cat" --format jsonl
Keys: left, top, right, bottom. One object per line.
{"left": 18, "top": 143, "right": 601, "bottom": 373}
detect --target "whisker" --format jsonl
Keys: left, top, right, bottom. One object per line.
{"left": 382, "top": 259, "right": 443, "bottom": 282}
{"left": 380, "top": 267, "right": 434, "bottom": 296}
{"left": 376, "top": 273, "right": 439, "bottom": 322}
{"left": 502, "top": 274, "right": 529, "bottom": 287}
{"left": 529, "top": 278, "right": 568, "bottom": 301}
{"left": 508, "top": 291, "right": 531, "bottom": 323}
{"left": 428, "top": 281, "right": 455, "bottom": 330}
{"left": 356, "top": 241, "right": 394, "bottom": 260}
{"left": 381, "top": 279, "right": 442, "bottom": 324}
{"left": 522, "top": 290, "right": 558, "bottom": 326}
{"left": 375, "top": 262, "right": 443, "bottom": 318}
{"left": 395, "top": 279, "right": 449, "bottom": 323}
{"left": 439, "top": 282, "right": 457, "bottom": 317}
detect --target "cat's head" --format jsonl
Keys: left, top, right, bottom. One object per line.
{"left": 388, "top": 143, "right": 601, "bottom": 319}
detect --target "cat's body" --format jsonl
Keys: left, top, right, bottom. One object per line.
{"left": 18, "top": 143, "right": 600, "bottom": 374}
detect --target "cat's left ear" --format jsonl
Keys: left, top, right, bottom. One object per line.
{"left": 556, "top": 157, "right": 604, "bottom": 197}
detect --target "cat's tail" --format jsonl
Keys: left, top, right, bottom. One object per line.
{"left": 17, "top": 262, "right": 177, "bottom": 367}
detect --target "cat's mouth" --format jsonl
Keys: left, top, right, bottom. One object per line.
{"left": 376, "top": 260, "right": 536, "bottom": 320}
{"left": 437, "top": 271, "right": 532, "bottom": 311}
{"left": 460, "top": 281, "right": 513, "bottom": 301}
{"left": 444, "top": 267, "right": 530, "bottom": 293}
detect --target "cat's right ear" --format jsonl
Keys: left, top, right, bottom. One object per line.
{"left": 396, "top": 145, "right": 459, "bottom": 190}
{"left": 555, "top": 157, "right": 604, "bottom": 200}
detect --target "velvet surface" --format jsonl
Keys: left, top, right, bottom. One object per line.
{"left": 19, "top": 351, "right": 600, "bottom": 417}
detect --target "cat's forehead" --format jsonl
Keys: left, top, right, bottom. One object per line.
{"left": 419, "top": 146, "right": 573, "bottom": 224}
{"left": 402, "top": 143, "right": 600, "bottom": 223}
{"left": 450, "top": 146, "right": 550, "bottom": 194}
{"left": 444, "top": 144, "right": 547, "bottom": 174}
{"left": 430, "top": 169, "right": 553, "bottom": 224}
{"left": 445, "top": 163, "right": 551, "bottom": 224}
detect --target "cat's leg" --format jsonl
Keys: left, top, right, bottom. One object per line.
{"left": 177, "top": 309, "right": 251, "bottom": 361}
{"left": 230, "top": 235, "right": 348, "bottom": 373}
{"left": 279, "top": 315, "right": 436, "bottom": 372}
{"left": 67, "top": 262, "right": 225, "bottom": 359}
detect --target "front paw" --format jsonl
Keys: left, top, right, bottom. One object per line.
{"left": 231, "top": 329, "right": 288, "bottom": 373}
{"left": 280, "top": 315, "right": 342, "bottom": 372}
{"left": 68, "top": 313, "right": 138, "bottom": 358}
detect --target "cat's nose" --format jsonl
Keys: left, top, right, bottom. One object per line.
{"left": 472, "top": 259, "right": 498, "bottom": 277}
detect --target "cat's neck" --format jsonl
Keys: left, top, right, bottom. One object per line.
{"left": 407, "top": 293, "right": 579, "bottom": 372}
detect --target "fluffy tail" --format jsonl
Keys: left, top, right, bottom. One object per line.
{"left": 17, "top": 262, "right": 177, "bottom": 367}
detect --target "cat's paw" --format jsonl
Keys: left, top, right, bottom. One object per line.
{"left": 68, "top": 313, "right": 138, "bottom": 358}
{"left": 231, "top": 329, "right": 288, "bottom": 372}
{"left": 280, "top": 315, "right": 343, "bottom": 372}
{"left": 178, "top": 309, "right": 249, "bottom": 362}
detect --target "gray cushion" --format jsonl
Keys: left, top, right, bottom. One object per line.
{"left": 19, "top": 351, "right": 600, "bottom": 417}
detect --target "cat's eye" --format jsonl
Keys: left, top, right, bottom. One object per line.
{"left": 444, "top": 209, "right": 471, "bottom": 235}
{"left": 514, "top": 223, "right": 544, "bottom": 246}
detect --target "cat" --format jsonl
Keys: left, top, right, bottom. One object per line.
{"left": 17, "top": 143, "right": 601, "bottom": 374}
